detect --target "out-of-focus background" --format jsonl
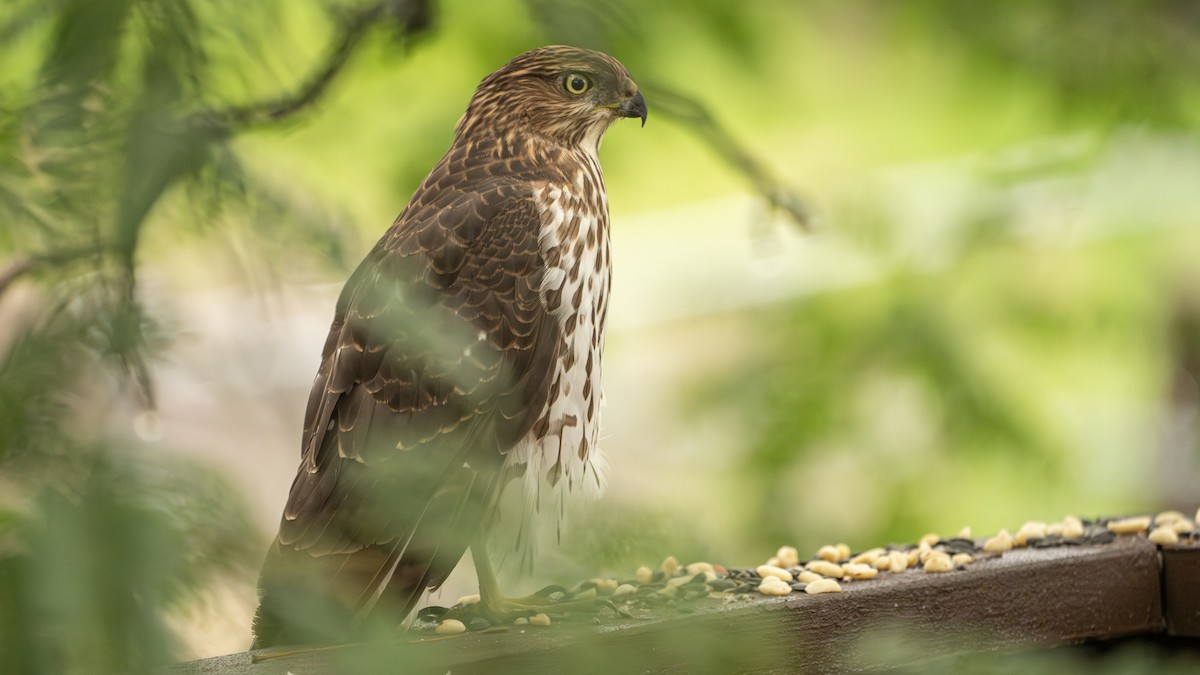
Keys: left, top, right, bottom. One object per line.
{"left": 3, "top": 0, "right": 1200, "bottom": 671}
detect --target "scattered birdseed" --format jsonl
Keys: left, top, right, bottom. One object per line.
{"left": 757, "top": 576, "right": 792, "bottom": 596}
{"left": 805, "top": 578, "right": 842, "bottom": 594}
{"left": 917, "top": 542, "right": 934, "bottom": 564}
{"left": 1196, "top": 507, "right": 1200, "bottom": 524}
{"left": 807, "top": 560, "right": 845, "bottom": 578}
{"left": 636, "top": 566, "right": 653, "bottom": 584}
{"left": 1062, "top": 516, "right": 1085, "bottom": 539}
{"left": 756, "top": 564, "right": 793, "bottom": 582}
{"left": 435, "top": 619, "right": 466, "bottom": 635}
{"left": 776, "top": 546, "right": 801, "bottom": 568}
{"left": 589, "top": 578, "right": 619, "bottom": 593}
{"left": 817, "top": 545, "right": 841, "bottom": 563}
{"left": 667, "top": 574, "right": 702, "bottom": 589}
{"left": 844, "top": 563, "right": 878, "bottom": 580}
{"left": 923, "top": 552, "right": 954, "bottom": 573}
{"left": 1014, "top": 521, "right": 1047, "bottom": 547}
{"left": 1149, "top": 527, "right": 1180, "bottom": 545}
{"left": 850, "top": 548, "right": 885, "bottom": 566}
{"left": 413, "top": 508, "right": 1200, "bottom": 634}
{"left": 797, "top": 570, "right": 822, "bottom": 584}
{"left": 513, "top": 617, "right": 529, "bottom": 626}
{"left": 1155, "top": 510, "right": 1186, "bottom": 525}
{"left": 984, "top": 529, "right": 1014, "bottom": 553}
{"left": 1107, "top": 516, "right": 1152, "bottom": 535}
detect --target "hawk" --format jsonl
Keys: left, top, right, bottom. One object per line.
{"left": 252, "top": 46, "right": 646, "bottom": 648}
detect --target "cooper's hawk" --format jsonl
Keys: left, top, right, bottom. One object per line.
{"left": 252, "top": 46, "right": 646, "bottom": 648}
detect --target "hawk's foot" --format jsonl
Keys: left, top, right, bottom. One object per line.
{"left": 440, "top": 584, "right": 608, "bottom": 626}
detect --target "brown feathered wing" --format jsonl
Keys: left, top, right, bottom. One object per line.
{"left": 252, "top": 177, "right": 560, "bottom": 647}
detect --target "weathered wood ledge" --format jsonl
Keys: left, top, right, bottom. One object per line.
{"left": 170, "top": 536, "right": 1199, "bottom": 674}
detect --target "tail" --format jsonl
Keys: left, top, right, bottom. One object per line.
{"left": 250, "top": 536, "right": 465, "bottom": 649}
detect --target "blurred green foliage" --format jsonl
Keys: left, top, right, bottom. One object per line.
{"left": 2, "top": 0, "right": 1200, "bottom": 671}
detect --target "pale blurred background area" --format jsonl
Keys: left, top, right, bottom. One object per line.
{"left": 3, "top": 0, "right": 1200, "bottom": 670}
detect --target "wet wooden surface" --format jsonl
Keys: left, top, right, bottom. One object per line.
{"left": 170, "top": 536, "right": 1193, "bottom": 674}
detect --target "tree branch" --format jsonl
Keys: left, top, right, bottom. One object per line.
{"left": 192, "top": 0, "right": 432, "bottom": 133}
{"left": 644, "top": 82, "right": 811, "bottom": 232}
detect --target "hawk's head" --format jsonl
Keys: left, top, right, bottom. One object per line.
{"left": 457, "top": 45, "right": 647, "bottom": 152}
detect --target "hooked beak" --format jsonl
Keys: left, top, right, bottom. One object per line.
{"left": 618, "top": 90, "right": 647, "bottom": 127}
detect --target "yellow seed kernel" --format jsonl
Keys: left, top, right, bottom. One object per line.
{"left": 1062, "top": 516, "right": 1085, "bottom": 539}
{"left": 667, "top": 575, "right": 694, "bottom": 588}
{"left": 872, "top": 556, "right": 892, "bottom": 571}
{"left": 1047, "top": 522, "right": 1066, "bottom": 537}
{"left": 686, "top": 562, "right": 714, "bottom": 576}
{"left": 513, "top": 617, "right": 529, "bottom": 625}
{"left": 614, "top": 583, "right": 637, "bottom": 597}
{"left": 807, "top": 560, "right": 844, "bottom": 578}
{"left": 924, "top": 552, "right": 954, "bottom": 573}
{"left": 919, "top": 532, "right": 940, "bottom": 547}
{"left": 756, "top": 564, "right": 793, "bottom": 582}
{"left": 1172, "top": 518, "right": 1195, "bottom": 534}
{"left": 817, "top": 545, "right": 840, "bottom": 563}
{"left": 1149, "top": 527, "right": 1180, "bottom": 545}
{"left": 456, "top": 594, "right": 480, "bottom": 607}
{"left": 957, "top": 526, "right": 972, "bottom": 539}
{"left": 889, "top": 551, "right": 910, "bottom": 573}
{"left": 529, "top": 613, "right": 551, "bottom": 627}
{"left": 918, "top": 543, "right": 934, "bottom": 564}
{"left": 850, "top": 548, "right": 885, "bottom": 565}
{"left": 805, "top": 578, "right": 842, "bottom": 594}
{"left": 951, "top": 553, "right": 974, "bottom": 566}
{"left": 757, "top": 577, "right": 792, "bottom": 596}
{"left": 844, "top": 563, "right": 878, "bottom": 580}
{"left": 906, "top": 548, "right": 921, "bottom": 567}
{"left": 983, "top": 529, "right": 1014, "bottom": 553}
{"left": 835, "top": 543, "right": 852, "bottom": 561}
{"left": 776, "top": 546, "right": 800, "bottom": 568}
{"left": 635, "top": 565, "right": 654, "bottom": 584}
{"left": 1155, "top": 510, "right": 1186, "bottom": 525}
{"left": 435, "top": 619, "right": 467, "bottom": 634}
{"left": 1195, "top": 507, "right": 1200, "bottom": 524}
{"left": 661, "top": 556, "right": 681, "bottom": 576}
{"left": 797, "top": 571, "right": 822, "bottom": 584}
{"left": 1107, "top": 516, "right": 1152, "bottom": 535}
{"left": 1014, "top": 521, "right": 1047, "bottom": 547}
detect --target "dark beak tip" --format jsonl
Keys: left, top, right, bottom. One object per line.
{"left": 620, "top": 91, "right": 648, "bottom": 128}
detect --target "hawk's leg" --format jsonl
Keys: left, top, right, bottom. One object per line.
{"left": 471, "top": 542, "right": 507, "bottom": 610}
{"left": 442, "top": 543, "right": 603, "bottom": 625}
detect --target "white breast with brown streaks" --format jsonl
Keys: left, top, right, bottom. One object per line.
{"left": 506, "top": 160, "right": 610, "bottom": 501}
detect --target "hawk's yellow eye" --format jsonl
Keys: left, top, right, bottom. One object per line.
{"left": 563, "top": 73, "right": 591, "bottom": 95}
